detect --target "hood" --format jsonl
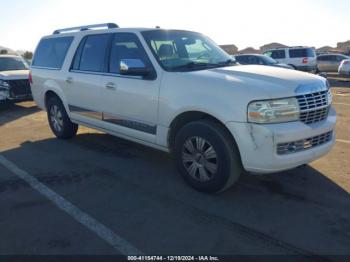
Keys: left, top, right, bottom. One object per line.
{"left": 161, "top": 65, "right": 329, "bottom": 123}
{"left": 0, "top": 70, "right": 29, "bottom": 80}
{"left": 196, "top": 65, "right": 327, "bottom": 98}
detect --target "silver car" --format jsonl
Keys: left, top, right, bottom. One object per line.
{"left": 339, "top": 59, "right": 350, "bottom": 76}
{"left": 317, "top": 54, "right": 349, "bottom": 72}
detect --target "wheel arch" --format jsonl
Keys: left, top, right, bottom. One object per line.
{"left": 44, "top": 89, "right": 69, "bottom": 114}
{"left": 167, "top": 111, "right": 241, "bottom": 156}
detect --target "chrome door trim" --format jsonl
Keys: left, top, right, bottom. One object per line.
{"left": 68, "top": 105, "right": 102, "bottom": 120}
{"left": 68, "top": 105, "right": 157, "bottom": 135}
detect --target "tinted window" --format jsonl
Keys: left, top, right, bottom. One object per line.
{"left": 317, "top": 56, "right": 329, "bottom": 61}
{"left": 265, "top": 50, "right": 286, "bottom": 59}
{"left": 335, "top": 55, "right": 348, "bottom": 62}
{"left": 0, "top": 57, "right": 28, "bottom": 71}
{"left": 235, "top": 56, "right": 249, "bottom": 64}
{"left": 79, "top": 34, "right": 111, "bottom": 72}
{"left": 33, "top": 37, "right": 73, "bottom": 69}
{"left": 289, "top": 48, "right": 315, "bottom": 58}
{"left": 109, "top": 33, "right": 153, "bottom": 75}
{"left": 247, "top": 56, "right": 260, "bottom": 64}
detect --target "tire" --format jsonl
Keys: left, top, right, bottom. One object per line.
{"left": 47, "top": 96, "right": 78, "bottom": 139}
{"left": 174, "top": 120, "right": 242, "bottom": 194}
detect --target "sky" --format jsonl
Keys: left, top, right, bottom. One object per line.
{"left": 0, "top": 0, "right": 349, "bottom": 51}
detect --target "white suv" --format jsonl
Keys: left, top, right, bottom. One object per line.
{"left": 30, "top": 24, "right": 336, "bottom": 193}
{"left": 264, "top": 47, "right": 317, "bottom": 73}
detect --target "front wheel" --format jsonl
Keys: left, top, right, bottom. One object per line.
{"left": 47, "top": 96, "right": 78, "bottom": 139}
{"left": 174, "top": 120, "right": 242, "bottom": 193}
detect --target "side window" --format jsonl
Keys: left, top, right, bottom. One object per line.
{"left": 109, "top": 33, "right": 154, "bottom": 75}
{"left": 336, "top": 55, "right": 346, "bottom": 62}
{"left": 236, "top": 56, "right": 248, "bottom": 64}
{"left": 270, "top": 50, "right": 285, "bottom": 59}
{"left": 78, "top": 34, "right": 111, "bottom": 72}
{"left": 247, "top": 56, "right": 259, "bottom": 64}
{"left": 32, "top": 37, "right": 73, "bottom": 69}
{"left": 289, "top": 48, "right": 315, "bottom": 58}
{"left": 317, "top": 56, "right": 326, "bottom": 61}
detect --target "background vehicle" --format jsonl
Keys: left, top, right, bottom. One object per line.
{"left": 264, "top": 46, "right": 317, "bottom": 72}
{"left": 0, "top": 55, "right": 32, "bottom": 103}
{"left": 338, "top": 59, "right": 350, "bottom": 76}
{"left": 317, "top": 54, "right": 350, "bottom": 72}
{"left": 233, "top": 54, "right": 293, "bottom": 69}
{"left": 30, "top": 24, "right": 336, "bottom": 193}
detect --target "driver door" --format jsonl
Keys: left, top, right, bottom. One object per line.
{"left": 99, "top": 33, "right": 161, "bottom": 143}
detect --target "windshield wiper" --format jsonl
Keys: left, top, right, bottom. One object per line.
{"left": 170, "top": 62, "right": 217, "bottom": 71}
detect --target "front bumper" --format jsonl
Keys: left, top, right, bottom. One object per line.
{"left": 0, "top": 79, "right": 32, "bottom": 102}
{"left": 226, "top": 107, "right": 337, "bottom": 174}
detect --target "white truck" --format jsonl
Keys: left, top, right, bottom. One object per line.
{"left": 30, "top": 23, "right": 336, "bottom": 193}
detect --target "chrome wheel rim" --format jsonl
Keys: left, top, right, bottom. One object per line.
{"left": 182, "top": 137, "right": 218, "bottom": 182}
{"left": 50, "top": 105, "right": 63, "bottom": 132}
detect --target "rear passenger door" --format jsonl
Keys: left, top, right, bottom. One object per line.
{"left": 99, "top": 33, "right": 161, "bottom": 143}
{"left": 65, "top": 33, "right": 112, "bottom": 124}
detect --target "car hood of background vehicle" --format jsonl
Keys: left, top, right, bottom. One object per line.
{"left": 199, "top": 65, "right": 327, "bottom": 98}
{"left": 0, "top": 70, "right": 29, "bottom": 80}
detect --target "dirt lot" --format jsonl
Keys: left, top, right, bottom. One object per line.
{"left": 0, "top": 76, "right": 349, "bottom": 259}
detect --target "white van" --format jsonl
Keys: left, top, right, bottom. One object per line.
{"left": 264, "top": 47, "right": 317, "bottom": 73}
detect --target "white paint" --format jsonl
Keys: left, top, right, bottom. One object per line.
{"left": 337, "top": 139, "right": 350, "bottom": 144}
{"left": 0, "top": 155, "right": 143, "bottom": 255}
{"left": 333, "top": 103, "right": 350, "bottom": 106}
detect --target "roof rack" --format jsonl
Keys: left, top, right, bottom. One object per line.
{"left": 53, "top": 23, "right": 119, "bottom": 34}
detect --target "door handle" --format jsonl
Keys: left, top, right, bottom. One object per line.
{"left": 106, "top": 82, "right": 117, "bottom": 91}
{"left": 66, "top": 77, "right": 73, "bottom": 84}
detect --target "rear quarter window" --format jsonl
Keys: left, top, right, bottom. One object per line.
{"left": 32, "top": 37, "right": 73, "bottom": 69}
{"left": 289, "top": 48, "right": 315, "bottom": 58}
{"left": 265, "top": 50, "right": 286, "bottom": 59}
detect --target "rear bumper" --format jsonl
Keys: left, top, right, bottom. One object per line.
{"left": 295, "top": 65, "right": 318, "bottom": 73}
{"left": 226, "top": 107, "right": 337, "bottom": 174}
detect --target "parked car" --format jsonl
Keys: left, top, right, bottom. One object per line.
{"left": 263, "top": 46, "right": 317, "bottom": 73}
{"left": 0, "top": 55, "right": 32, "bottom": 104}
{"left": 233, "top": 54, "right": 293, "bottom": 69}
{"left": 317, "top": 54, "right": 350, "bottom": 72}
{"left": 30, "top": 23, "right": 336, "bottom": 193}
{"left": 338, "top": 59, "right": 350, "bottom": 76}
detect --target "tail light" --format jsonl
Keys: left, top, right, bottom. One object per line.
{"left": 343, "top": 61, "right": 349, "bottom": 65}
{"left": 302, "top": 57, "right": 308, "bottom": 64}
{"left": 29, "top": 71, "right": 33, "bottom": 85}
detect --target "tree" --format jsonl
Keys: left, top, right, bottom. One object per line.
{"left": 23, "top": 51, "right": 33, "bottom": 60}
{"left": 0, "top": 49, "right": 8, "bottom": 54}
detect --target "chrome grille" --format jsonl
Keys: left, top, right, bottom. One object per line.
{"left": 277, "top": 131, "right": 333, "bottom": 155}
{"left": 296, "top": 90, "right": 330, "bottom": 124}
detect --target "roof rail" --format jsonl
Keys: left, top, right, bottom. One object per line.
{"left": 53, "top": 23, "right": 119, "bottom": 34}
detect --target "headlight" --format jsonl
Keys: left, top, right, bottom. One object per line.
{"left": 0, "top": 79, "right": 10, "bottom": 90}
{"left": 248, "top": 98, "right": 300, "bottom": 124}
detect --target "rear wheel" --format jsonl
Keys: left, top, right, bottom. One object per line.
{"left": 47, "top": 96, "right": 78, "bottom": 139}
{"left": 174, "top": 120, "right": 242, "bottom": 193}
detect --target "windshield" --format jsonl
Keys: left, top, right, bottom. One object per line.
{"left": 260, "top": 55, "right": 278, "bottom": 65}
{"left": 142, "top": 30, "right": 235, "bottom": 72}
{"left": 0, "top": 57, "right": 28, "bottom": 71}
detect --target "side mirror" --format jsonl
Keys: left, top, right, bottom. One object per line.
{"left": 120, "top": 59, "right": 151, "bottom": 77}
